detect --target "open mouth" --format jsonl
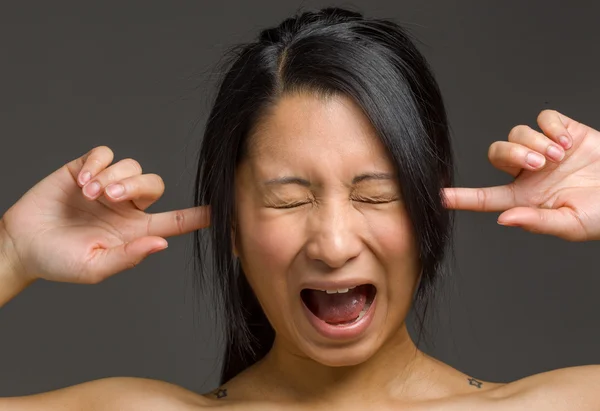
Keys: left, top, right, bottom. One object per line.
{"left": 300, "top": 284, "right": 377, "bottom": 326}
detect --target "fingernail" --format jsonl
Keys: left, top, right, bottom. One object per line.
{"left": 106, "top": 183, "right": 125, "bottom": 198}
{"left": 79, "top": 171, "right": 91, "bottom": 185}
{"left": 526, "top": 152, "right": 545, "bottom": 168}
{"left": 148, "top": 244, "right": 168, "bottom": 255}
{"left": 558, "top": 135, "right": 571, "bottom": 149}
{"left": 498, "top": 221, "right": 520, "bottom": 227}
{"left": 546, "top": 145, "right": 564, "bottom": 162}
{"left": 84, "top": 181, "right": 101, "bottom": 197}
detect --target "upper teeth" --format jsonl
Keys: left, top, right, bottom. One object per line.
{"left": 322, "top": 286, "right": 356, "bottom": 294}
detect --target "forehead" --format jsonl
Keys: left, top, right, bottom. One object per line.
{"left": 247, "top": 92, "right": 391, "bottom": 167}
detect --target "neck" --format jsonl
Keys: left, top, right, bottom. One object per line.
{"left": 256, "top": 324, "right": 431, "bottom": 402}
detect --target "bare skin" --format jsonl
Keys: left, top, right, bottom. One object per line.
{"left": 211, "top": 357, "right": 600, "bottom": 410}
{"left": 1, "top": 93, "right": 599, "bottom": 409}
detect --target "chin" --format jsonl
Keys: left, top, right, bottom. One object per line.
{"left": 292, "top": 323, "right": 387, "bottom": 368}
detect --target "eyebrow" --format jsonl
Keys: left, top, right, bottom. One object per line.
{"left": 351, "top": 172, "right": 395, "bottom": 184}
{"left": 262, "top": 172, "right": 394, "bottom": 186}
{"left": 263, "top": 176, "right": 311, "bottom": 187}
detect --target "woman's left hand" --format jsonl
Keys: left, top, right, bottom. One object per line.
{"left": 444, "top": 109, "right": 600, "bottom": 241}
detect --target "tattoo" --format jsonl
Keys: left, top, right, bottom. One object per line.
{"left": 212, "top": 388, "right": 228, "bottom": 399}
{"left": 467, "top": 377, "right": 483, "bottom": 389}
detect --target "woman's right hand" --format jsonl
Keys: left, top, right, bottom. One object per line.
{"left": 0, "top": 146, "right": 209, "bottom": 285}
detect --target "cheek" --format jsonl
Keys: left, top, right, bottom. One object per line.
{"left": 367, "top": 208, "right": 420, "bottom": 300}
{"left": 235, "top": 210, "right": 306, "bottom": 322}
{"left": 237, "top": 212, "right": 303, "bottom": 272}
{"left": 368, "top": 206, "right": 417, "bottom": 261}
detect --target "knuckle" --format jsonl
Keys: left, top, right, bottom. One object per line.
{"left": 91, "top": 146, "right": 114, "bottom": 163}
{"left": 89, "top": 157, "right": 104, "bottom": 168}
{"left": 476, "top": 188, "right": 488, "bottom": 209}
{"left": 149, "top": 174, "right": 165, "bottom": 191}
{"left": 548, "top": 121, "right": 562, "bottom": 133}
{"left": 125, "top": 259, "right": 139, "bottom": 270}
{"left": 121, "top": 179, "right": 136, "bottom": 194}
{"left": 508, "top": 145, "right": 521, "bottom": 162}
{"left": 122, "top": 158, "right": 143, "bottom": 174}
{"left": 105, "top": 171, "right": 117, "bottom": 183}
{"left": 81, "top": 146, "right": 113, "bottom": 173}
{"left": 146, "top": 213, "right": 154, "bottom": 236}
{"left": 537, "top": 109, "right": 556, "bottom": 121}
{"left": 508, "top": 125, "right": 525, "bottom": 140}
{"left": 94, "top": 145, "right": 113, "bottom": 155}
{"left": 537, "top": 110, "right": 563, "bottom": 131}
{"left": 174, "top": 210, "right": 185, "bottom": 235}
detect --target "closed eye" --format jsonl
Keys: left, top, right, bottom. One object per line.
{"left": 353, "top": 196, "right": 398, "bottom": 204}
{"left": 267, "top": 197, "right": 398, "bottom": 209}
{"left": 268, "top": 201, "right": 311, "bottom": 209}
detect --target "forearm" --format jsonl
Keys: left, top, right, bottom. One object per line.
{"left": 0, "top": 218, "right": 32, "bottom": 307}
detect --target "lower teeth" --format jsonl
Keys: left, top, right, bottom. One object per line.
{"left": 356, "top": 301, "right": 371, "bottom": 321}
{"left": 356, "top": 307, "right": 367, "bottom": 321}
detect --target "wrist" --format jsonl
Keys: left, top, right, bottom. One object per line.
{"left": 0, "top": 217, "right": 32, "bottom": 305}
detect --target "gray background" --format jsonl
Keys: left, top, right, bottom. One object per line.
{"left": 0, "top": 0, "right": 599, "bottom": 397}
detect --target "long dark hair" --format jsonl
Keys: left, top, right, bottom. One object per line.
{"left": 193, "top": 7, "right": 454, "bottom": 385}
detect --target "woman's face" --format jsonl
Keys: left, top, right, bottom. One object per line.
{"left": 234, "top": 92, "right": 421, "bottom": 366}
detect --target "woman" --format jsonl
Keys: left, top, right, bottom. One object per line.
{"left": 1, "top": 7, "right": 599, "bottom": 410}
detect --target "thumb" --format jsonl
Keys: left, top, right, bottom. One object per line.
{"left": 89, "top": 237, "right": 168, "bottom": 282}
{"left": 497, "top": 207, "right": 585, "bottom": 241}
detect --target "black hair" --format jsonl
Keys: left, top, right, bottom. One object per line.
{"left": 193, "top": 7, "right": 454, "bottom": 385}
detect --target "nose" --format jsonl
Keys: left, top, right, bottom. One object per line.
{"left": 304, "top": 200, "right": 363, "bottom": 269}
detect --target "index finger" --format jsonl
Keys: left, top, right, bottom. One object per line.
{"left": 442, "top": 185, "right": 516, "bottom": 212}
{"left": 147, "top": 205, "right": 210, "bottom": 238}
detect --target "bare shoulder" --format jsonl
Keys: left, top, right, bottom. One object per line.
{"left": 489, "top": 365, "right": 600, "bottom": 410}
{"left": 0, "top": 377, "right": 212, "bottom": 411}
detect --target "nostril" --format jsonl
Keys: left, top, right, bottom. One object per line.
{"left": 305, "top": 244, "right": 361, "bottom": 269}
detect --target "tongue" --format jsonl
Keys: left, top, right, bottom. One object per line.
{"left": 304, "top": 286, "right": 367, "bottom": 324}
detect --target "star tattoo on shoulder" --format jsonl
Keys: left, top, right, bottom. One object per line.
{"left": 467, "top": 377, "right": 483, "bottom": 389}
{"left": 212, "top": 388, "right": 228, "bottom": 399}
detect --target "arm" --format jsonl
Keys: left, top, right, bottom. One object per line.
{"left": 0, "top": 219, "right": 213, "bottom": 410}
{"left": 0, "top": 145, "right": 212, "bottom": 410}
